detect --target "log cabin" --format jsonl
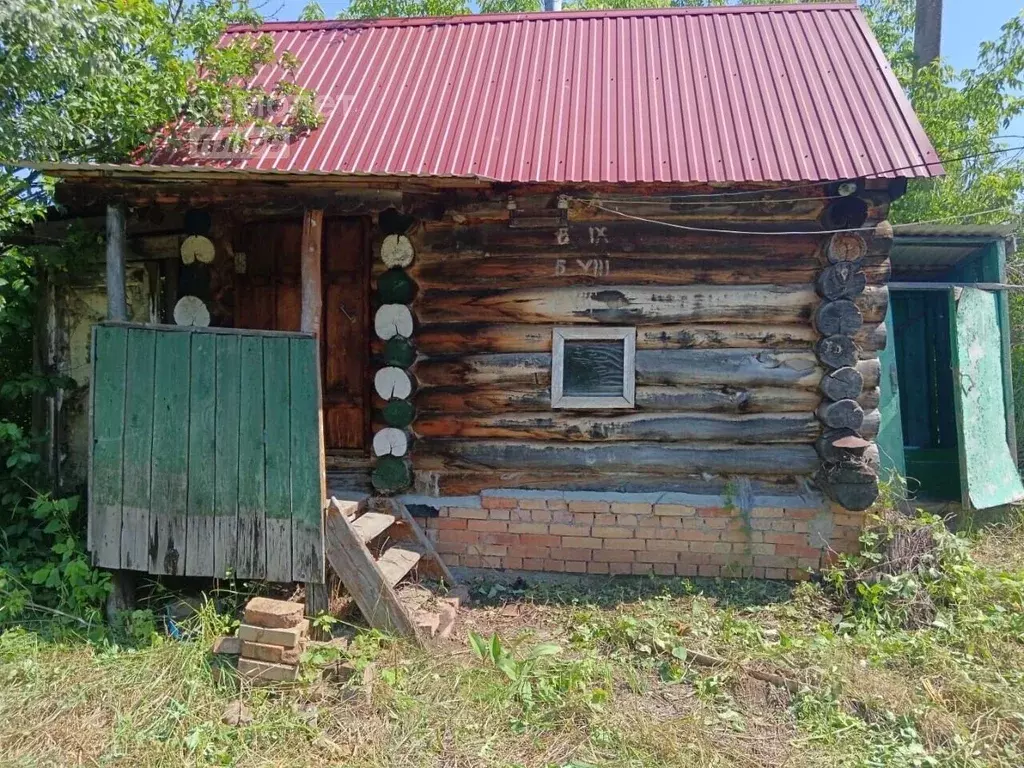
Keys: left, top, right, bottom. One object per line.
{"left": 26, "top": 5, "right": 952, "bottom": 594}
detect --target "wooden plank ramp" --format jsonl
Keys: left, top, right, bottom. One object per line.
{"left": 323, "top": 496, "right": 458, "bottom": 644}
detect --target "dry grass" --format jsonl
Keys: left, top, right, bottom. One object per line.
{"left": 1, "top": 513, "right": 1023, "bottom": 767}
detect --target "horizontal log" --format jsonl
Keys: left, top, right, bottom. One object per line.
{"left": 418, "top": 221, "right": 831, "bottom": 257}
{"left": 816, "top": 398, "right": 865, "bottom": 430}
{"left": 815, "top": 335, "right": 858, "bottom": 369}
{"left": 412, "top": 384, "right": 820, "bottom": 414}
{"left": 815, "top": 463, "right": 879, "bottom": 511}
{"left": 406, "top": 253, "right": 890, "bottom": 289}
{"left": 860, "top": 409, "right": 880, "bottom": 439}
{"left": 413, "top": 469, "right": 811, "bottom": 496}
{"left": 817, "top": 262, "right": 868, "bottom": 300}
{"left": 816, "top": 429, "right": 871, "bottom": 463}
{"left": 858, "top": 387, "right": 880, "bottom": 410}
{"left": 857, "top": 359, "right": 881, "bottom": 389}
{"left": 413, "top": 350, "right": 823, "bottom": 389}
{"left": 415, "top": 284, "right": 888, "bottom": 326}
{"left": 414, "top": 440, "right": 820, "bottom": 476}
{"left": 413, "top": 412, "right": 820, "bottom": 443}
{"left": 814, "top": 299, "right": 863, "bottom": 336}
{"left": 408, "top": 321, "right": 886, "bottom": 356}
{"left": 414, "top": 284, "right": 822, "bottom": 325}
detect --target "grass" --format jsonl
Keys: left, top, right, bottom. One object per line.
{"left": 1, "top": 510, "right": 1023, "bottom": 767}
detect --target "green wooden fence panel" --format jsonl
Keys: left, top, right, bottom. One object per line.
{"left": 89, "top": 323, "right": 325, "bottom": 582}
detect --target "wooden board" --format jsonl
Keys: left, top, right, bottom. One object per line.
{"left": 119, "top": 328, "right": 155, "bottom": 571}
{"left": 89, "top": 325, "right": 128, "bottom": 568}
{"left": 236, "top": 335, "right": 267, "bottom": 580}
{"left": 184, "top": 332, "right": 216, "bottom": 576}
{"left": 149, "top": 329, "right": 191, "bottom": 575}
{"left": 89, "top": 324, "right": 326, "bottom": 582}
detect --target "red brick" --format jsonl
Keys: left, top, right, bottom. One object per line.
{"left": 697, "top": 564, "right": 722, "bottom": 577}
{"left": 531, "top": 509, "right": 553, "bottom": 523}
{"left": 604, "top": 538, "right": 647, "bottom": 551}
{"left": 698, "top": 506, "right": 732, "bottom": 517}
{"left": 593, "top": 549, "right": 635, "bottom": 563}
{"left": 480, "top": 532, "right": 520, "bottom": 546}
{"left": 786, "top": 508, "right": 820, "bottom": 520}
{"left": 522, "top": 558, "right": 546, "bottom": 570}
{"left": 438, "top": 529, "right": 481, "bottom": 544}
{"left": 542, "top": 559, "right": 566, "bottom": 572}
{"left": 653, "top": 563, "right": 676, "bottom": 576}
{"left": 677, "top": 563, "right": 699, "bottom": 577}
{"left": 631, "top": 562, "right": 655, "bottom": 575}
{"left": 560, "top": 536, "right": 604, "bottom": 548}
{"left": 637, "top": 550, "right": 679, "bottom": 564}
{"left": 594, "top": 513, "right": 618, "bottom": 526}
{"left": 636, "top": 515, "right": 662, "bottom": 528}
{"left": 548, "top": 547, "right": 593, "bottom": 561}
{"left": 588, "top": 562, "right": 610, "bottom": 574}
{"left": 520, "top": 534, "right": 561, "bottom": 548}
{"left": 608, "top": 562, "right": 633, "bottom": 575}
{"left": 654, "top": 504, "right": 696, "bottom": 517}
{"left": 471, "top": 544, "right": 508, "bottom": 557}
{"left": 518, "top": 498, "right": 550, "bottom": 510}
{"left": 468, "top": 520, "right": 509, "bottom": 533}
{"left": 753, "top": 555, "right": 798, "bottom": 569}
{"left": 746, "top": 543, "right": 776, "bottom": 556}
{"left": 569, "top": 512, "right": 595, "bottom": 525}
{"left": 765, "top": 532, "right": 807, "bottom": 547}
{"left": 547, "top": 500, "right": 569, "bottom": 511}
{"left": 435, "top": 541, "right": 467, "bottom": 555}
{"left": 506, "top": 546, "right": 549, "bottom": 559}
{"left": 611, "top": 502, "right": 652, "bottom": 515}
{"left": 688, "top": 541, "right": 717, "bottom": 553}
{"left": 509, "top": 522, "right": 548, "bottom": 535}
{"left": 645, "top": 539, "right": 689, "bottom": 552}
{"left": 683, "top": 530, "right": 721, "bottom": 542}
{"left": 482, "top": 497, "right": 517, "bottom": 509}
{"left": 765, "top": 568, "right": 788, "bottom": 580}
{"left": 788, "top": 568, "right": 812, "bottom": 580}
{"left": 569, "top": 501, "right": 610, "bottom": 514}
{"left": 510, "top": 508, "right": 533, "bottom": 522}
{"left": 564, "top": 561, "right": 587, "bottom": 573}
{"left": 592, "top": 526, "right": 634, "bottom": 539}
{"left": 768, "top": 520, "right": 797, "bottom": 532}
{"left": 504, "top": 557, "right": 523, "bottom": 569}
{"left": 549, "top": 509, "right": 574, "bottom": 525}
{"left": 432, "top": 517, "right": 468, "bottom": 530}
{"left": 615, "top": 514, "right": 639, "bottom": 527}
{"left": 750, "top": 506, "right": 785, "bottom": 518}
{"left": 488, "top": 509, "right": 512, "bottom": 521}
{"left": 550, "top": 523, "right": 590, "bottom": 536}
{"left": 447, "top": 507, "right": 489, "bottom": 520}
{"left": 775, "top": 544, "right": 820, "bottom": 559}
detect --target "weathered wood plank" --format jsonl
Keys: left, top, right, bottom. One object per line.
{"left": 290, "top": 336, "right": 325, "bottom": 583}
{"left": 263, "top": 336, "right": 292, "bottom": 583}
{"left": 119, "top": 328, "right": 155, "bottom": 571}
{"left": 413, "top": 412, "right": 820, "bottom": 443}
{"left": 412, "top": 383, "right": 820, "bottom": 414}
{"left": 149, "top": 330, "right": 191, "bottom": 576}
{"left": 214, "top": 333, "right": 241, "bottom": 578}
{"left": 414, "top": 440, "right": 820, "bottom": 476}
{"left": 90, "top": 326, "right": 129, "bottom": 568}
{"left": 236, "top": 336, "right": 267, "bottom": 580}
{"left": 324, "top": 499, "right": 419, "bottom": 639}
{"left": 184, "top": 332, "right": 216, "bottom": 576}
{"left": 414, "top": 285, "right": 821, "bottom": 325}
{"left": 413, "top": 350, "right": 822, "bottom": 390}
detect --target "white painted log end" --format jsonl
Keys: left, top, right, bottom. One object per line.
{"left": 374, "top": 367, "right": 412, "bottom": 400}
{"left": 374, "top": 304, "right": 414, "bottom": 340}
{"left": 181, "top": 235, "right": 215, "bottom": 265}
{"left": 380, "top": 234, "right": 414, "bottom": 268}
{"left": 372, "top": 427, "right": 409, "bottom": 457}
{"left": 173, "top": 295, "right": 211, "bottom": 327}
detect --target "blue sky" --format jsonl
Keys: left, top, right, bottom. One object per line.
{"left": 264, "top": 0, "right": 1024, "bottom": 141}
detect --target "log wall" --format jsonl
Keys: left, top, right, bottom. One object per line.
{"left": 373, "top": 185, "right": 893, "bottom": 506}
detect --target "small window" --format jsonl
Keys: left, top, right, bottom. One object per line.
{"left": 551, "top": 327, "right": 636, "bottom": 409}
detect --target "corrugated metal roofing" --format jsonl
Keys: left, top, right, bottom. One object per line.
{"left": 147, "top": 5, "right": 942, "bottom": 184}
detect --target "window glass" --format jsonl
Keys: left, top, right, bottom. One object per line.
{"left": 562, "top": 340, "right": 626, "bottom": 397}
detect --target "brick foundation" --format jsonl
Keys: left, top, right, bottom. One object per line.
{"left": 416, "top": 491, "right": 866, "bottom": 580}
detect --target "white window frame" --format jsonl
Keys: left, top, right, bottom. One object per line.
{"left": 551, "top": 326, "right": 636, "bottom": 409}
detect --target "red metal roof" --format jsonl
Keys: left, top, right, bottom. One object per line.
{"left": 150, "top": 5, "right": 942, "bottom": 184}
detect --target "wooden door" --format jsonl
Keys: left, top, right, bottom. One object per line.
{"left": 321, "top": 218, "right": 370, "bottom": 451}
{"left": 234, "top": 219, "right": 303, "bottom": 331}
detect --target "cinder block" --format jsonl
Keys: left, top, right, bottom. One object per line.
{"left": 241, "top": 640, "right": 304, "bottom": 665}
{"left": 238, "top": 657, "right": 298, "bottom": 683}
{"left": 244, "top": 598, "right": 304, "bottom": 629}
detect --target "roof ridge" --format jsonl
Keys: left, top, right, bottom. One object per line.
{"left": 226, "top": 4, "right": 860, "bottom": 34}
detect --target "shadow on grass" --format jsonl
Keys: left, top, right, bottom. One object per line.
{"left": 463, "top": 572, "right": 796, "bottom": 611}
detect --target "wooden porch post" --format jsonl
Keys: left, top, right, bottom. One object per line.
{"left": 106, "top": 203, "right": 128, "bottom": 321}
{"left": 104, "top": 202, "right": 134, "bottom": 621}
{"left": 300, "top": 209, "right": 330, "bottom": 633}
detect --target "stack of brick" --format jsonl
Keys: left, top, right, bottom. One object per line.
{"left": 236, "top": 597, "right": 309, "bottom": 683}
{"left": 423, "top": 492, "right": 866, "bottom": 580}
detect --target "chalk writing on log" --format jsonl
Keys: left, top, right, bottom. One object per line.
{"left": 554, "top": 259, "right": 612, "bottom": 277}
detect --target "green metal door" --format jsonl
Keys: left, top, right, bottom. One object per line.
{"left": 876, "top": 303, "right": 907, "bottom": 484}
{"left": 949, "top": 288, "right": 1024, "bottom": 510}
